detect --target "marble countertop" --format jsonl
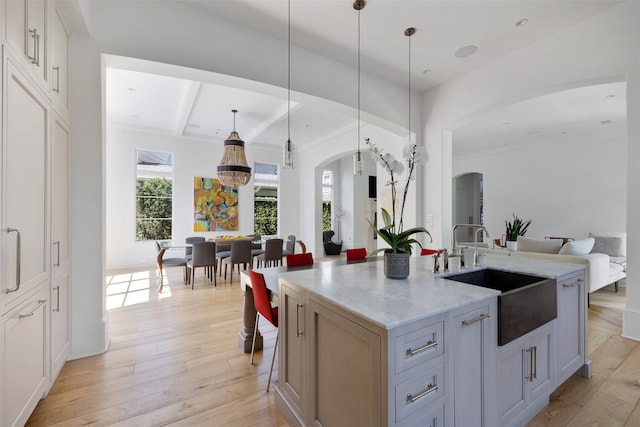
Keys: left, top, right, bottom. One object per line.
{"left": 276, "top": 254, "right": 585, "bottom": 331}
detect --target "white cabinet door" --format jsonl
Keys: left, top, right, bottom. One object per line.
{"left": 1, "top": 54, "right": 49, "bottom": 312}
{"left": 4, "top": 0, "right": 48, "bottom": 87}
{"left": 556, "top": 271, "right": 586, "bottom": 384}
{"left": 50, "top": 273, "right": 69, "bottom": 377}
{"left": 51, "top": 114, "right": 69, "bottom": 271}
{"left": 1, "top": 287, "right": 49, "bottom": 427}
{"left": 50, "top": 4, "right": 68, "bottom": 114}
{"left": 453, "top": 305, "right": 493, "bottom": 427}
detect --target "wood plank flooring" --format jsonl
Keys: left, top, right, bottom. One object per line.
{"left": 27, "top": 266, "right": 635, "bottom": 426}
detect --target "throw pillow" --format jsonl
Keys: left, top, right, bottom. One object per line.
{"left": 589, "top": 232, "right": 626, "bottom": 257}
{"left": 517, "top": 236, "right": 562, "bottom": 254}
{"left": 558, "top": 237, "right": 595, "bottom": 255}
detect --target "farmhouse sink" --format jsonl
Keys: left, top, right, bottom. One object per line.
{"left": 446, "top": 268, "right": 557, "bottom": 345}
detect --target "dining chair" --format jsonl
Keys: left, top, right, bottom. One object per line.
{"left": 155, "top": 241, "right": 188, "bottom": 285}
{"left": 286, "top": 252, "right": 313, "bottom": 267}
{"left": 420, "top": 248, "right": 443, "bottom": 256}
{"left": 187, "top": 241, "right": 217, "bottom": 288}
{"left": 255, "top": 238, "right": 284, "bottom": 268}
{"left": 346, "top": 247, "right": 367, "bottom": 261}
{"left": 185, "top": 236, "right": 205, "bottom": 261}
{"left": 223, "top": 239, "right": 253, "bottom": 282}
{"left": 283, "top": 234, "right": 296, "bottom": 256}
{"left": 250, "top": 234, "right": 265, "bottom": 261}
{"left": 248, "top": 268, "right": 279, "bottom": 392}
{"left": 215, "top": 242, "right": 232, "bottom": 277}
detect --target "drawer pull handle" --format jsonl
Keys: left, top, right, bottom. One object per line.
{"left": 563, "top": 279, "right": 583, "bottom": 288}
{"left": 462, "top": 312, "right": 489, "bottom": 326}
{"left": 53, "top": 241, "right": 61, "bottom": 266}
{"left": 407, "top": 383, "right": 438, "bottom": 403}
{"left": 53, "top": 66, "right": 60, "bottom": 93}
{"left": 4, "top": 228, "right": 21, "bottom": 293}
{"left": 54, "top": 286, "right": 61, "bottom": 312}
{"left": 18, "top": 299, "right": 47, "bottom": 319}
{"left": 406, "top": 340, "right": 438, "bottom": 356}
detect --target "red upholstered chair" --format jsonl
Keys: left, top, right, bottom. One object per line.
{"left": 286, "top": 252, "right": 314, "bottom": 267}
{"left": 346, "top": 248, "right": 367, "bottom": 261}
{"left": 248, "top": 269, "right": 279, "bottom": 392}
{"left": 420, "top": 248, "right": 442, "bottom": 256}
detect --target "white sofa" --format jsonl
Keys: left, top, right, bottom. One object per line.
{"left": 474, "top": 234, "right": 626, "bottom": 294}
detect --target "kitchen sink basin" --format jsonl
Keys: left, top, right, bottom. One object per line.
{"left": 446, "top": 269, "right": 557, "bottom": 346}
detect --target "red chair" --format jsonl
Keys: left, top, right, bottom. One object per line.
{"left": 420, "top": 248, "right": 442, "bottom": 256}
{"left": 248, "top": 269, "right": 279, "bottom": 392}
{"left": 286, "top": 252, "right": 314, "bottom": 267}
{"left": 346, "top": 248, "right": 367, "bottom": 261}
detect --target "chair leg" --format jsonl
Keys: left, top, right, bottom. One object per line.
{"left": 267, "top": 331, "right": 279, "bottom": 392}
{"left": 224, "top": 264, "right": 228, "bottom": 280}
{"left": 250, "top": 314, "right": 260, "bottom": 365}
{"left": 213, "top": 264, "right": 217, "bottom": 287}
{"left": 191, "top": 267, "right": 195, "bottom": 290}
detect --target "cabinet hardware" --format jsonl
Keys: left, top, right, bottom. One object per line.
{"left": 35, "top": 32, "right": 40, "bottom": 66}
{"left": 407, "top": 383, "right": 438, "bottom": 403}
{"left": 54, "top": 241, "right": 61, "bottom": 266}
{"left": 406, "top": 340, "right": 438, "bottom": 356}
{"left": 54, "top": 286, "right": 61, "bottom": 312}
{"left": 296, "top": 303, "right": 304, "bottom": 336}
{"left": 29, "top": 29, "right": 38, "bottom": 64}
{"left": 562, "top": 279, "right": 583, "bottom": 288}
{"left": 4, "top": 228, "right": 21, "bottom": 293}
{"left": 18, "top": 299, "right": 47, "bottom": 319}
{"left": 526, "top": 346, "right": 538, "bottom": 381}
{"left": 461, "top": 312, "right": 489, "bottom": 326}
{"left": 53, "top": 66, "right": 60, "bottom": 93}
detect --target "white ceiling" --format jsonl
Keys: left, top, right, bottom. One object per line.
{"left": 105, "top": 1, "right": 626, "bottom": 156}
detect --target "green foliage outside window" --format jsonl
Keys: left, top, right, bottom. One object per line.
{"left": 255, "top": 196, "right": 278, "bottom": 235}
{"left": 136, "top": 177, "right": 172, "bottom": 241}
{"left": 322, "top": 201, "right": 332, "bottom": 231}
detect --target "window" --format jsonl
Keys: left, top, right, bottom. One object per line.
{"left": 136, "top": 150, "right": 173, "bottom": 241}
{"left": 254, "top": 162, "right": 279, "bottom": 235}
{"left": 322, "top": 169, "right": 333, "bottom": 231}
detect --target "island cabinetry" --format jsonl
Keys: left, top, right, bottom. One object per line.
{"left": 497, "top": 322, "right": 554, "bottom": 427}
{"left": 277, "top": 282, "right": 384, "bottom": 426}
{"left": 556, "top": 270, "right": 588, "bottom": 383}
{"left": 451, "top": 303, "right": 497, "bottom": 427}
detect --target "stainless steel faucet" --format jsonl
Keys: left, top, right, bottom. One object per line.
{"left": 473, "top": 226, "right": 490, "bottom": 267}
{"left": 451, "top": 223, "right": 489, "bottom": 267}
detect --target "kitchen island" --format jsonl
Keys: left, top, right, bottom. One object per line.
{"left": 273, "top": 254, "right": 589, "bottom": 427}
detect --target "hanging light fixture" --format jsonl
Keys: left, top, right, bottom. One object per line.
{"left": 353, "top": 0, "right": 365, "bottom": 176}
{"left": 282, "top": 0, "right": 296, "bottom": 169}
{"left": 217, "top": 109, "right": 252, "bottom": 186}
{"left": 406, "top": 27, "right": 416, "bottom": 174}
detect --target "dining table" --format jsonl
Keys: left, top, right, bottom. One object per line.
{"left": 237, "top": 257, "right": 376, "bottom": 353}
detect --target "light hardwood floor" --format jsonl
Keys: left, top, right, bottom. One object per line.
{"left": 27, "top": 266, "right": 635, "bottom": 426}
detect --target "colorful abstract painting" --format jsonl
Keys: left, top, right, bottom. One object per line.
{"left": 194, "top": 177, "right": 239, "bottom": 231}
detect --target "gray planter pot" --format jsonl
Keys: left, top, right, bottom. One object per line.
{"left": 384, "top": 252, "right": 410, "bottom": 279}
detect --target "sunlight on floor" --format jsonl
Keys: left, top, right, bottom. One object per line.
{"left": 106, "top": 270, "right": 154, "bottom": 309}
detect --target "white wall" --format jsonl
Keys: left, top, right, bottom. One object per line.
{"left": 454, "top": 136, "right": 626, "bottom": 240}
{"left": 421, "top": 2, "right": 640, "bottom": 339}
{"left": 70, "top": 1, "right": 411, "bottom": 357}
{"left": 106, "top": 126, "right": 282, "bottom": 269}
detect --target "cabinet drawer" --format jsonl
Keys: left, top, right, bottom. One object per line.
{"left": 558, "top": 272, "right": 584, "bottom": 289}
{"left": 395, "top": 321, "right": 444, "bottom": 373}
{"left": 395, "top": 363, "right": 445, "bottom": 421}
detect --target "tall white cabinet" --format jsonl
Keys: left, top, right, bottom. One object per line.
{"left": 1, "top": 1, "right": 71, "bottom": 425}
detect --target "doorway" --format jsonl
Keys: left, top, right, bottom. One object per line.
{"left": 453, "top": 172, "right": 483, "bottom": 243}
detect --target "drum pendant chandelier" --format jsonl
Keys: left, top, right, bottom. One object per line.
{"left": 217, "top": 109, "right": 252, "bottom": 186}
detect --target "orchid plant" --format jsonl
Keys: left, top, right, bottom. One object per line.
{"left": 366, "top": 138, "right": 431, "bottom": 255}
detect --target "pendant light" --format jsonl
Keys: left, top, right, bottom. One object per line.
{"left": 353, "top": 0, "right": 365, "bottom": 176}
{"left": 282, "top": 0, "right": 296, "bottom": 169}
{"left": 405, "top": 27, "right": 415, "bottom": 179}
{"left": 217, "top": 109, "right": 252, "bottom": 186}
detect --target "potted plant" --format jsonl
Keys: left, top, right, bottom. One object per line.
{"left": 504, "top": 213, "right": 532, "bottom": 251}
{"left": 366, "top": 139, "right": 431, "bottom": 279}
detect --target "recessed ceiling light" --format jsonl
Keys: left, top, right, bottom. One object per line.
{"left": 132, "top": 114, "right": 139, "bottom": 119}
{"left": 525, "top": 130, "right": 539, "bottom": 136}
{"left": 127, "top": 87, "right": 136, "bottom": 91}
{"left": 516, "top": 18, "right": 529, "bottom": 27}
{"left": 605, "top": 94, "right": 616, "bottom": 98}
{"left": 454, "top": 45, "right": 478, "bottom": 58}
{"left": 502, "top": 122, "right": 510, "bottom": 126}
{"left": 601, "top": 120, "right": 612, "bottom": 125}
{"left": 187, "top": 123, "right": 200, "bottom": 129}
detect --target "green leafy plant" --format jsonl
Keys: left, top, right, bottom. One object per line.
{"left": 505, "top": 213, "right": 532, "bottom": 241}
{"left": 366, "top": 139, "right": 431, "bottom": 255}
